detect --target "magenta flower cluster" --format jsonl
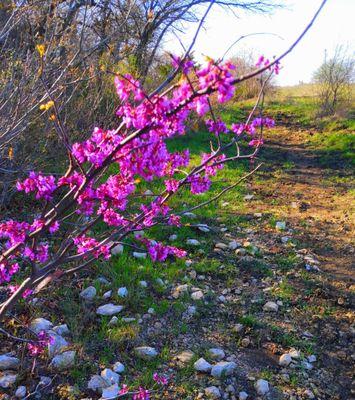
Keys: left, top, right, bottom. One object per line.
{"left": 0, "top": 55, "right": 277, "bottom": 312}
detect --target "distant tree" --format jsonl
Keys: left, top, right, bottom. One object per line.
{"left": 313, "top": 46, "right": 354, "bottom": 116}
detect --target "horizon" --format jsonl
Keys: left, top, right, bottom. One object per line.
{"left": 163, "top": 0, "right": 354, "bottom": 86}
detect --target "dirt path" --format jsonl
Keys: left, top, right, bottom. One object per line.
{"left": 253, "top": 126, "right": 354, "bottom": 283}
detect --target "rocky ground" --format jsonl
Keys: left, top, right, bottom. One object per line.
{"left": 0, "top": 125, "right": 354, "bottom": 399}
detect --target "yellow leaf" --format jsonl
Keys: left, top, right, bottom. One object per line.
{"left": 8, "top": 147, "right": 13, "bottom": 160}
{"left": 49, "top": 114, "right": 56, "bottom": 121}
{"left": 36, "top": 44, "right": 45, "bottom": 57}
{"left": 134, "top": 178, "right": 141, "bottom": 184}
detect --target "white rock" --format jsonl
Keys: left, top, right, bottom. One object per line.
{"left": 211, "top": 361, "right": 236, "bottom": 378}
{"left": 304, "top": 389, "right": 315, "bottom": 399}
{"left": 108, "top": 316, "right": 119, "bottom": 326}
{"left": 255, "top": 379, "right": 269, "bottom": 395}
{"left": 215, "top": 243, "right": 228, "bottom": 250}
{"left": 97, "top": 277, "right": 110, "bottom": 285}
{"left": 302, "top": 361, "right": 313, "bottom": 370}
{"left": 0, "top": 355, "right": 20, "bottom": 370}
{"left": 205, "top": 386, "right": 221, "bottom": 398}
{"left": 117, "top": 287, "right": 128, "bottom": 297}
{"left": 39, "top": 376, "right": 51, "bottom": 386}
{"left": 185, "top": 260, "right": 193, "bottom": 267}
{"left": 182, "top": 212, "right": 196, "bottom": 219}
{"left": 101, "top": 368, "right": 120, "bottom": 385}
{"left": 48, "top": 333, "right": 68, "bottom": 357}
{"left": 187, "top": 305, "right": 197, "bottom": 315}
{"left": 233, "top": 324, "right": 244, "bottom": 334}
{"left": 96, "top": 304, "right": 123, "bottom": 316}
{"left": 133, "top": 252, "right": 147, "bottom": 259}
{"left": 194, "top": 358, "right": 212, "bottom": 373}
{"left": 144, "top": 190, "right": 153, "bottom": 196}
{"left": 218, "top": 295, "right": 226, "bottom": 303}
{"left": 139, "top": 280, "right": 148, "bottom": 288}
{"left": 101, "top": 383, "right": 120, "bottom": 399}
{"left": 147, "top": 307, "right": 155, "bottom": 314}
{"left": 279, "top": 353, "right": 292, "bottom": 367}
{"left": 191, "top": 290, "right": 204, "bottom": 301}
{"left": 111, "top": 244, "right": 123, "bottom": 255}
{"left": 80, "top": 286, "right": 97, "bottom": 301}
{"left": 244, "top": 194, "right": 254, "bottom": 201}
{"left": 172, "top": 284, "right": 188, "bottom": 298}
{"left": 239, "top": 391, "right": 248, "bottom": 400}
{"left": 197, "top": 224, "right": 210, "bottom": 232}
{"left": 52, "top": 324, "right": 70, "bottom": 336}
{"left": 49, "top": 351, "right": 76, "bottom": 371}
{"left": 308, "top": 355, "right": 317, "bottom": 363}
{"left": 288, "top": 348, "right": 301, "bottom": 359}
{"left": 15, "top": 386, "right": 26, "bottom": 398}
{"left": 30, "top": 318, "right": 53, "bottom": 333}
{"left": 281, "top": 236, "right": 290, "bottom": 244}
{"left": 186, "top": 239, "right": 200, "bottom": 246}
{"left": 228, "top": 241, "right": 241, "bottom": 250}
{"left": 169, "top": 234, "right": 178, "bottom": 241}
{"left": 103, "top": 290, "right": 112, "bottom": 299}
{"left": 156, "top": 278, "right": 165, "bottom": 286}
{"left": 275, "top": 221, "right": 286, "bottom": 230}
{"left": 134, "top": 346, "right": 158, "bottom": 360}
{"left": 88, "top": 375, "right": 109, "bottom": 393}
{"left": 112, "top": 362, "right": 125, "bottom": 374}
{"left": 263, "top": 301, "right": 279, "bottom": 312}
{"left": 208, "top": 348, "right": 225, "bottom": 361}
{"left": 0, "top": 373, "right": 17, "bottom": 388}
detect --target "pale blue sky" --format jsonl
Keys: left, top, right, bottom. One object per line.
{"left": 164, "top": 0, "right": 354, "bottom": 86}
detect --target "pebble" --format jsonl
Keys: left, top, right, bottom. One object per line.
{"left": 108, "top": 316, "right": 118, "bottom": 326}
{"left": 239, "top": 391, "right": 248, "bottom": 400}
{"left": 279, "top": 353, "right": 292, "bottom": 367}
{"left": 80, "top": 286, "right": 97, "bottom": 301}
{"left": 218, "top": 295, "right": 226, "bottom": 303}
{"left": 52, "top": 324, "right": 70, "bottom": 336}
{"left": 186, "top": 239, "right": 200, "bottom": 246}
{"left": 88, "top": 375, "right": 109, "bottom": 392}
{"left": 229, "top": 241, "right": 241, "bottom": 250}
{"left": 304, "top": 389, "right": 315, "bottom": 399}
{"left": 111, "top": 244, "right": 123, "bottom": 255}
{"left": 308, "top": 355, "right": 317, "bottom": 363}
{"left": 211, "top": 361, "right": 236, "bottom": 378}
{"left": 103, "top": 290, "right": 112, "bottom": 299}
{"left": 191, "top": 290, "right": 204, "bottom": 301}
{"left": 275, "top": 221, "right": 286, "bottom": 230}
{"left": 241, "top": 337, "right": 251, "bottom": 348}
{"left": 255, "top": 379, "right": 269, "bottom": 395}
{"left": 208, "top": 348, "right": 225, "bottom": 361}
{"left": 288, "top": 348, "right": 301, "bottom": 359}
{"left": 172, "top": 284, "right": 188, "bottom": 298}
{"left": 30, "top": 317, "right": 53, "bottom": 333}
{"left": 182, "top": 212, "right": 196, "bottom": 219}
{"left": 0, "top": 355, "right": 20, "bottom": 370}
{"left": 244, "top": 194, "right": 254, "bottom": 200}
{"left": 101, "top": 368, "right": 120, "bottom": 385}
{"left": 48, "top": 333, "right": 68, "bottom": 357}
{"left": 0, "top": 373, "right": 17, "bottom": 388}
{"left": 96, "top": 304, "right": 123, "bottom": 316}
{"left": 235, "top": 248, "right": 246, "bottom": 256}
{"left": 97, "top": 277, "right": 110, "bottom": 285}
{"left": 205, "top": 386, "right": 221, "bottom": 399}
{"left": 134, "top": 346, "right": 158, "bottom": 360}
{"left": 194, "top": 358, "right": 212, "bottom": 372}
{"left": 101, "top": 383, "right": 120, "bottom": 399}
{"left": 15, "top": 386, "right": 26, "bottom": 398}
{"left": 198, "top": 224, "right": 210, "bottom": 233}
{"left": 112, "top": 362, "right": 125, "bottom": 374}
{"left": 169, "top": 234, "right": 178, "bottom": 241}
{"left": 215, "top": 242, "right": 228, "bottom": 250}
{"left": 232, "top": 324, "right": 244, "bottom": 334}
{"left": 263, "top": 301, "right": 279, "bottom": 312}
{"left": 133, "top": 252, "right": 147, "bottom": 259}
{"left": 117, "top": 287, "right": 128, "bottom": 297}
{"left": 139, "top": 280, "right": 148, "bottom": 288}
{"left": 49, "top": 351, "right": 76, "bottom": 370}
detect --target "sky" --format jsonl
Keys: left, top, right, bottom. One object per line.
{"left": 163, "top": 0, "right": 354, "bottom": 86}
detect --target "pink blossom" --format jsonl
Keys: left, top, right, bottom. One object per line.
{"left": 153, "top": 372, "right": 169, "bottom": 385}
{"left": 133, "top": 387, "right": 150, "bottom": 400}
{"left": 188, "top": 174, "right": 211, "bottom": 194}
{"left": 16, "top": 172, "right": 57, "bottom": 200}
